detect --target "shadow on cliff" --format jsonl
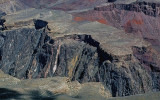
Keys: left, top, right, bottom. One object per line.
{"left": 0, "top": 87, "right": 107, "bottom": 100}
{"left": 28, "top": 90, "right": 56, "bottom": 100}
{"left": 82, "top": 35, "right": 113, "bottom": 64}
{"left": 0, "top": 88, "right": 56, "bottom": 100}
{"left": 0, "top": 88, "right": 22, "bottom": 99}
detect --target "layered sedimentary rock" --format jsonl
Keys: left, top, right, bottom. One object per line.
{"left": 73, "top": 1, "right": 160, "bottom": 54}
{"left": 94, "top": 1, "right": 160, "bottom": 17}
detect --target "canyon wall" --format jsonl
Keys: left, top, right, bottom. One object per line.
{"left": 0, "top": 25, "right": 160, "bottom": 97}
{"left": 94, "top": 1, "right": 160, "bottom": 17}
{"left": 0, "top": 0, "right": 160, "bottom": 98}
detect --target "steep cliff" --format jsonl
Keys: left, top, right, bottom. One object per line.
{"left": 0, "top": 0, "right": 160, "bottom": 99}
{"left": 94, "top": 1, "right": 160, "bottom": 17}
{"left": 0, "top": 25, "right": 160, "bottom": 97}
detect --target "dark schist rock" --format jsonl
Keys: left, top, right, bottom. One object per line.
{"left": 27, "top": 34, "right": 99, "bottom": 83}
{"left": 0, "top": 26, "right": 160, "bottom": 97}
{"left": 0, "top": 28, "right": 44, "bottom": 78}
{"left": 132, "top": 46, "right": 160, "bottom": 91}
{"left": 0, "top": 27, "right": 99, "bottom": 82}
{"left": 98, "top": 59, "right": 153, "bottom": 97}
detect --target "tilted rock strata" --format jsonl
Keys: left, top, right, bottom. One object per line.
{"left": 0, "top": 0, "right": 160, "bottom": 98}
{"left": 0, "top": 26, "right": 160, "bottom": 97}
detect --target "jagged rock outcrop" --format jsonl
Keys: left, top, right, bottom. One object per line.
{"left": 99, "top": 58, "right": 152, "bottom": 96}
{"left": 0, "top": 27, "right": 99, "bottom": 81}
{"left": 27, "top": 34, "right": 99, "bottom": 83}
{"left": 0, "top": 28, "right": 45, "bottom": 78}
{"left": 0, "top": 25, "right": 160, "bottom": 97}
{"left": 1, "top": 0, "right": 160, "bottom": 98}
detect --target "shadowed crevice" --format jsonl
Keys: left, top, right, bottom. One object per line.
{"left": 34, "top": 19, "right": 48, "bottom": 30}
{"left": 0, "top": 88, "right": 22, "bottom": 99}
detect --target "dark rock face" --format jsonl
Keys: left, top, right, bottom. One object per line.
{"left": 99, "top": 60, "right": 152, "bottom": 97}
{"left": 0, "top": 27, "right": 160, "bottom": 97}
{"left": 0, "top": 0, "right": 160, "bottom": 98}
{"left": 132, "top": 46, "right": 160, "bottom": 91}
{"left": 0, "top": 19, "right": 6, "bottom": 30}
{"left": 0, "top": 28, "right": 99, "bottom": 82}
{"left": 0, "top": 28, "right": 44, "bottom": 78}
{"left": 27, "top": 34, "right": 99, "bottom": 83}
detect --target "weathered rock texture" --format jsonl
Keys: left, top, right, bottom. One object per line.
{"left": 0, "top": 26, "right": 160, "bottom": 97}
{"left": 95, "top": 1, "right": 160, "bottom": 17}
{"left": 0, "top": 0, "right": 160, "bottom": 98}
{"left": 0, "top": 28, "right": 45, "bottom": 78}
